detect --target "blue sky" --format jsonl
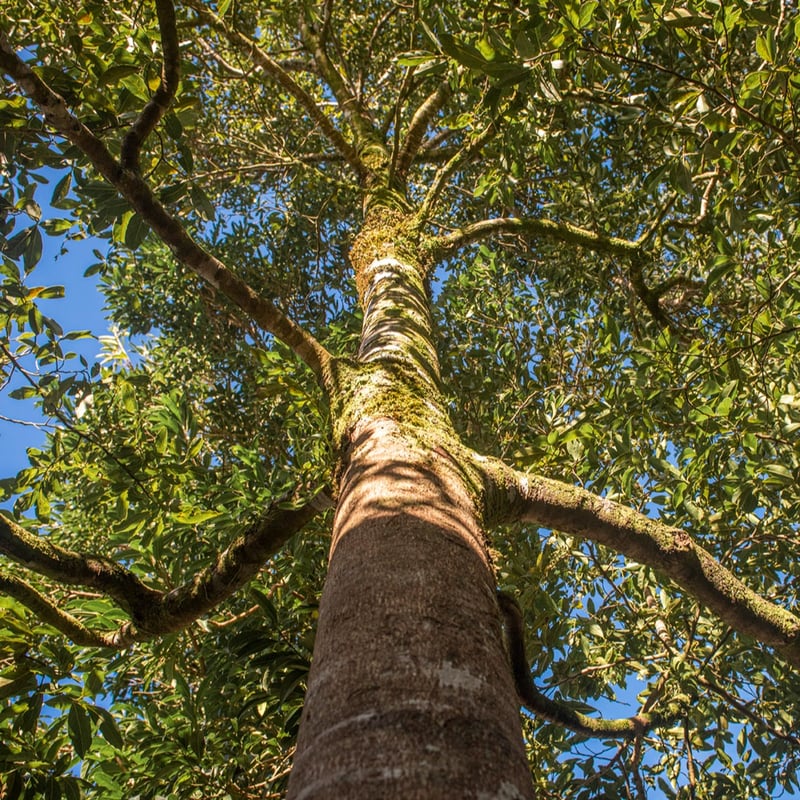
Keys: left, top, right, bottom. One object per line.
{"left": 2, "top": 195, "right": 798, "bottom": 800}
{"left": 1, "top": 227, "right": 107, "bottom": 482}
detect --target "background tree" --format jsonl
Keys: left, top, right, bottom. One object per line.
{"left": 1, "top": 0, "right": 800, "bottom": 797}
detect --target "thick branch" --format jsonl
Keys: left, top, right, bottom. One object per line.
{"left": 0, "top": 491, "right": 329, "bottom": 645}
{"left": 120, "top": 0, "right": 180, "bottom": 172}
{"left": 0, "top": 572, "right": 118, "bottom": 647}
{"left": 185, "top": 1, "right": 363, "bottom": 175}
{"left": 394, "top": 79, "right": 452, "bottom": 180}
{"left": 0, "top": 33, "right": 331, "bottom": 380}
{"left": 0, "top": 512, "right": 160, "bottom": 613}
{"left": 486, "top": 466, "right": 800, "bottom": 668}
{"left": 434, "top": 216, "right": 642, "bottom": 257}
{"left": 135, "top": 490, "right": 330, "bottom": 637}
{"left": 498, "top": 591, "right": 685, "bottom": 738}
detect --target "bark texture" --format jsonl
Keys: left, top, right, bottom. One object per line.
{"left": 287, "top": 417, "right": 532, "bottom": 799}
{"left": 287, "top": 214, "right": 534, "bottom": 798}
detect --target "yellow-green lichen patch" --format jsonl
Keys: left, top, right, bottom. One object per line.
{"left": 350, "top": 211, "right": 427, "bottom": 300}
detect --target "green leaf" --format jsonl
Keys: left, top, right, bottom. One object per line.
{"left": 124, "top": 213, "right": 149, "bottom": 251}
{"left": 91, "top": 706, "right": 124, "bottom": 749}
{"left": 755, "top": 31, "right": 775, "bottom": 63}
{"left": 173, "top": 508, "right": 222, "bottom": 524}
{"left": 117, "top": 380, "right": 138, "bottom": 413}
{"left": 438, "top": 32, "right": 489, "bottom": 70}
{"left": 51, "top": 173, "right": 72, "bottom": 207}
{"left": 669, "top": 161, "right": 693, "bottom": 194}
{"left": 23, "top": 226, "right": 43, "bottom": 272}
{"left": 763, "top": 463, "right": 793, "bottom": 483}
{"left": 8, "top": 386, "right": 38, "bottom": 400}
{"left": 578, "top": 1, "right": 598, "bottom": 28}
{"left": 190, "top": 185, "right": 216, "bottom": 221}
{"left": 24, "top": 199, "right": 42, "bottom": 222}
{"left": 68, "top": 703, "right": 93, "bottom": 758}
{"left": 396, "top": 51, "right": 440, "bottom": 67}
{"left": 99, "top": 64, "right": 140, "bottom": 86}
{"left": 155, "top": 426, "right": 169, "bottom": 454}
{"left": 164, "top": 113, "right": 183, "bottom": 141}
{"left": 31, "top": 285, "right": 65, "bottom": 299}
{"left": 40, "top": 218, "right": 74, "bottom": 235}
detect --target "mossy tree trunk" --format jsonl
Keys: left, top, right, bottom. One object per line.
{"left": 286, "top": 212, "right": 534, "bottom": 799}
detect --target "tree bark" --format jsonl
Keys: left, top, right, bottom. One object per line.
{"left": 287, "top": 417, "right": 533, "bottom": 799}
{"left": 286, "top": 213, "right": 534, "bottom": 798}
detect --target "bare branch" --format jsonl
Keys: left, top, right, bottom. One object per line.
{"left": 484, "top": 464, "right": 800, "bottom": 668}
{"left": 498, "top": 591, "right": 686, "bottom": 738}
{"left": 120, "top": 0, "right": 181, "bottom": 172}
{"left": 394, "top": 79, "right": 452, "bottom": 180}
{"left": 0, "top": 33, "right": 332, "bottom": 380}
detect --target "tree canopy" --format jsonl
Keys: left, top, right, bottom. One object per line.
{"left": 1, "top": 0, "right": 800, "bottom": 798}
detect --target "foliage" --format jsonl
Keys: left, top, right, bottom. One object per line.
{"left": 1, "top": 0, "right": 800, "bottom": 797}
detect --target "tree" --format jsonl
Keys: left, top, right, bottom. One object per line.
{"left": 1, "top": 0, "right": 799, "bottom": 797}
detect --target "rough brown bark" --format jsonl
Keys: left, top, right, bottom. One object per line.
{"left": 286, "top": 416, "right": 533, "bottom": 799}
{"left": 287, "top": 213, "right": 534, "bottom": 798}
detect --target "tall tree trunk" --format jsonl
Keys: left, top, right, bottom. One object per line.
{"left": 286, "top": 213, "right": 534, "bottom": 799}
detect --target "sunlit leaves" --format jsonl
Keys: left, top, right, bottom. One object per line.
{"left": 1, "top": 0, "right": 800, "bottom": 797}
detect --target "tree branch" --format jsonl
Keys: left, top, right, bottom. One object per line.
{"left": 0, "top": 32, "right": 332, "bottom": 381}
{"left": 417, "top": 122, "right": 496, "bottom": 221}
{"left": 580, "top": 39, "right": 800, "bottom": 159}
{"left": 497, "top": 591, "right": 686, "bottom": 738}
{"left": 697, "top": 674, "right": 800, "bottom": 747}
{"left": 120, "top": 0, "right": 181, "bottom": 172}
{"left": 0, "top": 512, "right": 161, "bottom": 613}
{"left": 0, "top": 571, "right": 118, "bottom": 647}
{"left": 298, "top": 12, "right": 376, "bottom": 149}
{"left": 134, "top": 488, "right": 330, "bottom": 637}
{"left": 434, "top": 216, "right": 642, "bottom": 257}
{"left": 394, "top": 79, "right": 452, "bottom": 180}
{"left": 484, "top": 465, "right": 800, "bottom": 668}
{"left": 0, "top": 489, "right": 330, "bottom": 645}
{"left": 436, "top": 216, "right": 702, "bottom": 327}
{"left": 184, "top": 1, "right": 363, "bottom": 175}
